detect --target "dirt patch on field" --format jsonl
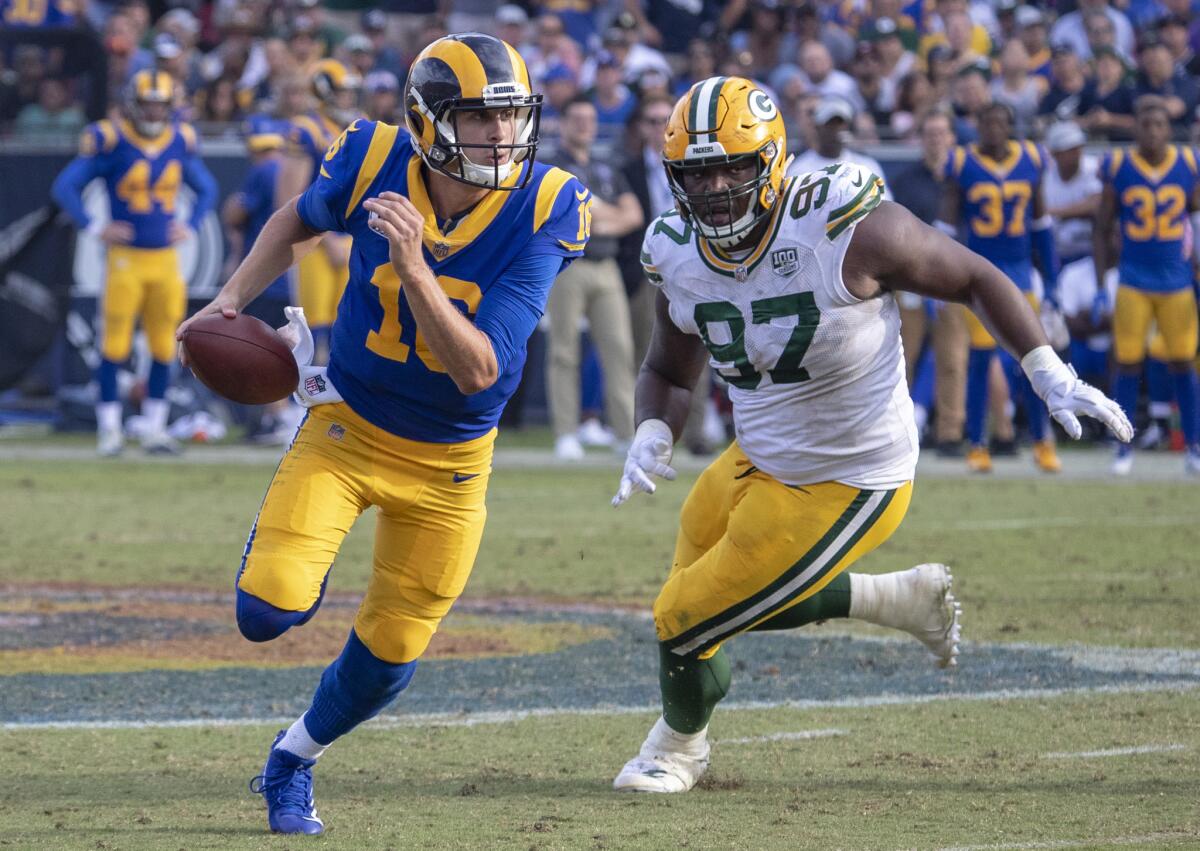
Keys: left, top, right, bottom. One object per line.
{"left": 0, "top": 583, "right": 614, "bottom": 675}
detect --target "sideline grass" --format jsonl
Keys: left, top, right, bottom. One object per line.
{"left": 1, "top": 458, "right": 1198, "bottom": 647}
{"left": 1, "top": 691, "right": 1197, "bottom": 850}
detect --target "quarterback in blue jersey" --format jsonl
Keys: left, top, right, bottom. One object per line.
{"left": 1094, "top": 96, "right": 1200, "bottom": 476}
{"left": 177, "top": 34, "right": 589, "bottom": 835}
{"left": 940, "top": 103, "right": 1062, "bottom": 474}
{"left": 52, "top": 70, "right": 218, "bottom": 456}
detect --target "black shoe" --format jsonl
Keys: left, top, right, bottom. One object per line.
{"left": 934, "top": 440, "right": 964, "bottom": 458}
{"left": 989, "top": 437, "right": 1018, "bottom": 457}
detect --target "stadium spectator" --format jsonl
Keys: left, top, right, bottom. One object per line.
{"left": 991, "top": 40, "right": 1045, "bottom": 138}
{"left": 1050, "top": 0, "right": 1135, "bottom": 62}
{"left": 587, "top": 21, "right": 671, "bottom": 91}
{"left": 890, "top": 69, "right": 937, "bottom": 141}
{"left": 921, "top": 0, "right": 992, "bottom": 64}
{"left": 925, "top": 44, "right": 958, "bottom": 105}
{"left": 589, "top": 50, "right": 636, "bottom": 148}
{"left": 1155, "top": 15, "right": 1198, "bottom": 75}
{"left": 1077, "top": 47, "right": 1136, "bottom": 141}
{"left": 14, "top": 76, "right": 84, "bottom": 137}
{"left": 625, "top": 0, "right": 720, "bottom": 59}
{"left": 791, "top": 2, "right": 855, "bottom": 67}
{"left": 359, "top": 10, "right": 406, "bottom": 82}
{"left": 728, "top": 0, "right": 796, "bottom": 81}
{"left": 493, "top": 5, "right": 534, "bottom": 60}
{"left": 538, "top": 62, "right": 580, "bottom": 144}
{"left": 525, "top": 14, "right": 582, "bottom": 88}
{"left": 869, "top": 18, "right": 918, "bottom": 99}
{"left": 788, "top": 96, "right": 892, "bottom": 199}
{"left": 290, "top": 0, "right": 346, "bottom": 59}
{"left": 1132, "top": 32, "right": 1199, "bottom": 133}
{"left": 536, "top": 0, "right": 604, "bottom": 51}
{"left": 545, "top": 96, "right": 642, "bottom": 461}
{"left": 1016, "top": 6, "right": 1053, "bottom": 82}
{"left": 1, "top": 45, "right": 48, "bottom": 123}
{"left": 950, "top": 64, "right": 992, "bottom": 142}
{"left": 799, "top": 40, "right": 862, "bottom": 112}
{"left": 340, "top": 33, "right": 376, "bottom": 79}
{"left": 284, "top": 16, "right": 325, "bottom": 74}
{"left": 940, "top": 10, "right": 990, "bottom": 76}
{"left": 852, "top": 42, "right": 896, "bottom": 133}
{"left": 1038, "top": 48, "right": 1088, "bottom": 126}
{"left": 674, "top": 39, "right": 717, "bottom": 96}
{"left": 363, "top": 70, "right": 400, "bottom": 124}
{"left": 196, "top": 77, "right": 243, "bottom": 124}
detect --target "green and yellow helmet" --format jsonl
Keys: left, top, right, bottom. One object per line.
{"left": 125, "top": 69, "right": 175, "bottom": 137}
{"left": 404, "top": 33, "right": 542, "bottom": 190}
{"left": 310, "top": 58, "right": 362, "bottom": 126}
{"left": 663, "top": 76, "right": 788, "bottom": 247}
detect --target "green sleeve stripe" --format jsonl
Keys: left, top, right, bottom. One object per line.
{"left": 826, "top": 188, "right": 883, "bottom": 240}
{"left": 826, "top": 172, "right": 881, "bottom": 221}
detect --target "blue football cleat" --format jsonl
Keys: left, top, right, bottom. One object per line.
{"left": 249, "top": 731, "right": 324, "bottom": 835}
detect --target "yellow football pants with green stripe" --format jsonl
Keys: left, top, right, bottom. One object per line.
{"left": 655, "top": 442, "right": 912, "bottom": 660}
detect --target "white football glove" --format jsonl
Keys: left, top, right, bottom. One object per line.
{"left": 278, "top": 306, "right": 343, "bottom": 408}
{"left": 612, "top": 419, "right": 677, "bottom": 507}
{"left": 1022, "top": 345, "right": 1132, "bottom": 442}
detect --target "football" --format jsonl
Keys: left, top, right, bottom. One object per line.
{"left": 181, "top": 313, "right": 299, "bottom": 405}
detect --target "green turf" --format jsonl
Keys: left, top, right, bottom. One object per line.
{"left": 2, "top": 459, "right": 1197, "bottom": 647}
{"left": 2, "top": 691, "right": 1197, "bottom": 850}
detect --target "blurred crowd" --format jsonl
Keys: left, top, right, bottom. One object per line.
{"left": 3, "top": 0, "right": 1200, "bottom": 146}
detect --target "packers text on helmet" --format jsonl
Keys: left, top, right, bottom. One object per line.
{"left": 662, "top": 77, "right": 788, "bottom": 248}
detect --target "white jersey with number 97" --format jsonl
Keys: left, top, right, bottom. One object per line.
{"left": 641, "top": 163, "right": 917, "bottom": 489}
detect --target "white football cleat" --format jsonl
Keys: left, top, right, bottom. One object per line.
{"left": 554, "top": 433, "right": 585, "bottom": 462}
{"left": 97, "top": 427, "right": 124, "bottom": 458}
{"left": 894, "top": 563, "right": 962, "bottom": 669}
{"left": 613, "top": 719, "right": 710, "bottom": 794}
{"left": 1184, "top": 448, "right": 1200, "bottom": 477}
{"left": 141, "top": 431, "right": 181, "bottom": 455}
{"left": 1111, "top": 450, "right": 1133, "bottom": 477}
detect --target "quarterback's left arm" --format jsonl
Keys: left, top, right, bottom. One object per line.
{"left": 845, "top": 200, "right": 1132, "bottom": 442}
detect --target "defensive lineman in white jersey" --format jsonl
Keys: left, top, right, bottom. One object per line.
{"left": 610, "top": 76, "right": 1133, "bottom": 794}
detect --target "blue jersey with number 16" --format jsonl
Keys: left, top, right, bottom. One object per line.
{"left": 296, "top": 120, "right": 591, "bottom": 443}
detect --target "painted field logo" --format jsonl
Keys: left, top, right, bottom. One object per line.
{"left": 771, "top": 248, "right": 799, "bottom": 277}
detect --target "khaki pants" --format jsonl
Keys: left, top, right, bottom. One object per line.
{"left": 932, "top": 304, "right": 968, "bottom": 443}
{"left": 546, "top": 258, "right": 635, "bottom": 440}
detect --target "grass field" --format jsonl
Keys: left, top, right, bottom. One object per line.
{"left": 2, "top": 442, "right": 1199, "bottom": 849}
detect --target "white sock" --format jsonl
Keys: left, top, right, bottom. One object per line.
{"left": 648, "top": 716, "right": 708, "bottom": 756}
{"left": 1149, "top": 402, "right": 1172, "bottom": 420}
{"left": 849, "top": 571, "right": 909, "bottom": 630}
{"left": 96, "top": 401, "right": 122, "bottom": 434}
{"left": 142, "top": 398, "right": 169, "bottom": 435}
{"left": 276, "top": 713, "right": 328, "bottom": 760}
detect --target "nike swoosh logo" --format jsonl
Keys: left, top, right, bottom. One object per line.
{"left": 452, "top": 473, "right": 480, "bottom": 483}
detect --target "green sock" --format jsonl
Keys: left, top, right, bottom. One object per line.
{"left": 659, "top": 643, "right": 730, "bottom": 734}
{"left": 750, "top": 571, "right": 851, "bottom": 632}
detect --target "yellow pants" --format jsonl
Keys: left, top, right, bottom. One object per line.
{"left": 236, "top": 402, "right": 494, "bottom": 664}
{"left": 655, "top": 442, "right": 912, "bottom": 660}
{"left": 297, "top": 239, "right": 350, "bottom": 328}
{"left": 965, "top": 291, "right": 1040, "bottom": 350}
{"left": 1113, "top": 286, "right": 1198, "bottom": 364}
{"left": 102, "top": 245, "right": 186, "bottom": 362}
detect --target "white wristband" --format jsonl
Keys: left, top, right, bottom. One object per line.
{"left": 634, "top": 418, "right": 673, "bottom": 444}
{"left": 1031, "top": 214, "right": 1053, "bottom": 231}
{"left": 1020, "top": 344, "right": 1067, "bottom": 383}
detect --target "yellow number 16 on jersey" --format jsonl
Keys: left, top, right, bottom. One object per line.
{"left": 366, "top": 264, "right": 482, "bottom": 372}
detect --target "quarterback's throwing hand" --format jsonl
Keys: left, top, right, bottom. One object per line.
{"left": 364, "top": 192, "right": 425, "bottom": 277}
{"left": 613, "top": 419, "right": 677, "bottom": 507}
{"left": 1023, "top": 345, "right": 1133, "bottom": 443}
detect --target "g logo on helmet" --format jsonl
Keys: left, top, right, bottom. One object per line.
{"left": 747, "top": 89, "right": 778, "bottom": 122}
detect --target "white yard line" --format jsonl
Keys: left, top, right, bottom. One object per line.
{"left": 3, "top": 679, "right": 1196, "bottom": 732}
{"left": 931, "top": 832, "right": 1195, "bottom": 851}
{"left": 719, "top": 728, "right": 847, "bottom": 745}
{"left": 1042, "top": 743, "right": 1189, "bottom": 759}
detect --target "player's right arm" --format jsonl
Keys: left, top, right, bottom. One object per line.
{"left": 1091, "top": 183, "right": 1118, "bottom": 316}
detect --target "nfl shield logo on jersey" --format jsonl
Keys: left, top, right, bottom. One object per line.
{"left": 771, "top": 248, "right": 799, "bottom": 277}
{"left": 432, "top": 242, "right": 451, "bottom": 259}
{"left": 735, "top": 265, "right": 749, "bottom": 282}
{"left": 326, "top": 423, "right": 345, "bottom": 441}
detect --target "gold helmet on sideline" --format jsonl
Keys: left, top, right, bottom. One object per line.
{"left": 404, "top": 33, "right": 542, "bottom": 190}
{"left": 310, "top": 59, "right": 362, "bottom": 126}
{"left": 662, "top": 76, "right": 788, "bottom": 248}
{"left": 125, "top": 69, "right": 175, "bottom": 138}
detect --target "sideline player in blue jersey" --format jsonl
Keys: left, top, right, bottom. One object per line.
{"left": 276, "top": 59, "right": 365, "bottom": 358}
{"left": 52, "top": 69, "right": 218, "bottom": 456}
{"left": 1095, "top": 95, "right": 1200, "bottom": 476}
{"left": 939, "top": 102, "right": 1062, "bottom": 474}
{"left": 177, "top": 34, "right": 590, "bottom": 835}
